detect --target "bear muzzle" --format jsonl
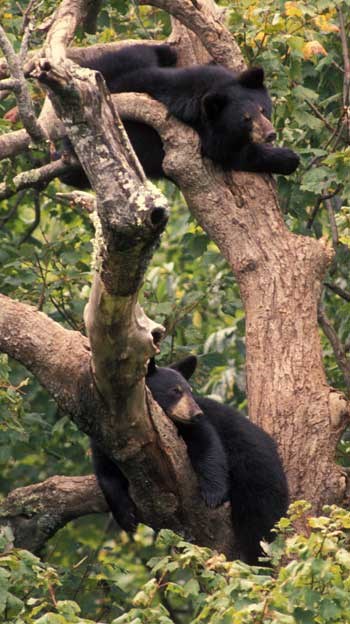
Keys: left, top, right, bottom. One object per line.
{"left": 168, "top": 394, "right": 203, "bottom": 424}
{"left": 252, "top": 113, "right": 276, "bottom": 144}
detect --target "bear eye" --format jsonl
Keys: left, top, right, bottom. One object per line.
{"left": 243, "top": 112, "right": 251, "bottom": 121}
{"left": 172, "top": 386, "right": 183, "bottom": 397}
{"left": 260, "top": 106, "right": 265, "bottom": 114}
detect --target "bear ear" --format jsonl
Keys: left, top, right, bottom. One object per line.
{"left": 238, "top": 67, "right": 265, "bottom": 89}
{"left": 202, "top": 92, "right": 228, "bottom": 120}
{"left": 170, "top": 355, "right": 198, "bottom": 380}
{"left": 147, "top": 357, "right": 157, "bottom": 376}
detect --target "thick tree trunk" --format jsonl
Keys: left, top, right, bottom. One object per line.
{"left": 181, "top": 173, "right": 348, "bottom": 509}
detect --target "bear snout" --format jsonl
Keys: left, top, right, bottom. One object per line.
{"left": 168, "top": 393, "right": 203, "bottom": 424}
{"left": 265, "top": 130, "right": 276, "bottom": 143}
{"left": 251, "top": 114, "right": 276, "bottom": 144}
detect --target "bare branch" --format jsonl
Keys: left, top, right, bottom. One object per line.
{"left": 0, "top": 294, "right": 92, "bottom": 418}
{"left": 18, "top": 190, "right": 41, "bottom": 244}
{"left": 307, "top": 186, "right": 342, "bottom": 230}
{"left": 318, "top": 305, "right": 350, "bottom": 393}
{"left": 0, "top": 157, "right": 72, "bottom": 201}
{"left": 0, "top": 98, "right": 65, "bottom": 160}
{"left": 305, "top": 97, "right": 334, "bottom": 133}
{"left": 19, "top": 23, "right": 32, "bottom": 63}
{"left": 0, "top": 25, "right": 44, "bottom": 142}
{"left": 325, "top": 198, "right": 339, "bottom": 248}
{"left": 56, "top": 189, "right": 96, "bottom": 213}
{"left": 325, "top": 281, "right": 350, "bottom": 303}
{"left": 0, "top": 475, "right": 107, "bottom": 552}
{"left": 43, "top": 0, "right": 93, "bottom": 63}
{"left": 139, "top": 0, "right": 244, "bottom": 69}
{"left": 0, "top": 191, "right": 24, "bottom": 229}
{"left": 337, "top": 7, "right": 350, "bottom": 108}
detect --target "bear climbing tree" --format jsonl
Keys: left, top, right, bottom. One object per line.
{"left": 0, "top": 0, "right": 349, "bottom": 561}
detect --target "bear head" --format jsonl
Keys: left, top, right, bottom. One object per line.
{"left": 146, "top": 356, "right": 202, "bottom": 425}
{"left": 200, "top": 67, "right": 276, "bottom": 166}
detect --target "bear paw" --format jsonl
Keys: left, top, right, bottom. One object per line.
{"left": 113, "top": 504, "right": 139, "bottom": 534}
{"left": 200, "top": 484, "right": 228, "bottom": 509}
{"left": 276, "top": 148, "right": 300, "bottom": 175}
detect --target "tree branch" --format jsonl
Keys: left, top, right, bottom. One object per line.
{"left": 0, "top": 294, "right": 93, "bottom": 419}
{"left": 318, "top": 305, "right": 350, "bottom": 393}
{"left": 0, "top": 475, "right": 107, "bottom": 552}
{"left": 139, "top": 0, "right": 244, "bottom": 69}
{"left": 0, "top": 157, "right": 73, "bottom": 201}
{"left": 43, "top": 0, "right": 93, "bottom": 63}
{"left": 0, "top": 25, "right": 43, "bottom": 142}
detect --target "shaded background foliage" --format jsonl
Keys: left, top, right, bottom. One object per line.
{"left": 1, "top": 0, "right": 350, "bottom": 621}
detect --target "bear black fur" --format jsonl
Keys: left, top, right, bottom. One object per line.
{"left": 59, "top": 43, "right": 299, "bottom": 187}
{"left": 91, "top": 355, "right": 289, "bottom": 565}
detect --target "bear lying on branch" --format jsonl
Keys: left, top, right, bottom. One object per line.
{"left": 91, "top": 356, "right": 289, "bottom": 566}
{"left": 59, "top": 43, "right": 299, "bottom": 186}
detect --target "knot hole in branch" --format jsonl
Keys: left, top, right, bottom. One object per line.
{"left": 151, "top": 327, "right": 164, "bottom": 350}
{"left": 149, "top": 206, "right": 168, "bottom": 228}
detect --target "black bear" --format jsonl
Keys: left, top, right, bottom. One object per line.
{"left": 92, "top": 355, "right": 289, "bottom": 565}
{"left": 59, "top": 43, "right": 299, "bottom": 186}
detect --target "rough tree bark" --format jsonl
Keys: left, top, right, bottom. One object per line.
{"left": 0, "top": 0, "right": 349, "bottom": 558}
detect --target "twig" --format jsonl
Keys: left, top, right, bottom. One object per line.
{"left": 306, "top": 186, "right": 342, "bottom": 229}
{"left": 21, "top": 0, "right": 42, "bottom": 34}
{"left": 34, "top": 251, "right": 49, "bottom": 311}
{"left": 305, "top": 97, "right": 334, "bottom": 133}
{"left": 324, "top": 282, "right": 350, "bottom": 303}
{"left": 324, "top": 198, "right": 339, "bottom": 248}
{"left": 0, "top": 191, "right": 25, "bottom": 230}
{"left": 0, "top": 158, "right": 71, "bottom": 200}
{"left": 337, "top": 7, "right": 350, "bottom": 108}
{"left": 19, "top": 23, "right": 32, "bottom": 64}
{"left": 0, "top": 25, "right": 44, "bottom": 142}
{"left": 56, "top": 190, "right": 96, "bottom": 214}
{"left": 19, "top": 191, "right": 41, "bottom": 244}
{"left": 318, "top": 305, "right": 350, "bottom": 393}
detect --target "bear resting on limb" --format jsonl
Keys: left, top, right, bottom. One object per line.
{"left": 59, "top": 43, "right": 299, "bottom": 187}
{"left": 91, "top": 356, "right": 289, "bottom": 565}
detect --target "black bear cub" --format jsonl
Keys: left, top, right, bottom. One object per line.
{"left": 60, "top": 43, "right": 299, "bottom": 187}
{"left": 92, "top": 355, "right": 289, "bottom": 565}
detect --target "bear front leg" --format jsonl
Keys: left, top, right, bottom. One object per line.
{"left": 90, "top": 440, "right": 138, "bottom": 533}
{"left": 107, "top": 67, "right": 172, "bottom": 100}
{"left": 177, "top": 418, "right": 229, "bottom": 508}
{"left": 235, "top": 143, "right": 300, "bottom": 175}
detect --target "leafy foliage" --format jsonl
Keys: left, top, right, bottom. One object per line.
{"left": 3, "top": 504, "right": 350, "bottom": 623}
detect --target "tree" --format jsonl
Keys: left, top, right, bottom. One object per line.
{"left": 1, "top": 0, "right": 350, "bottom": 618}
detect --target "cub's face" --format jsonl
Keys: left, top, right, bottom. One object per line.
{"left": 146, "top": 358, "right": 202, "bottom": 424}
{"left": 200, "top": 67, "right": 276, "bottom": 164}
